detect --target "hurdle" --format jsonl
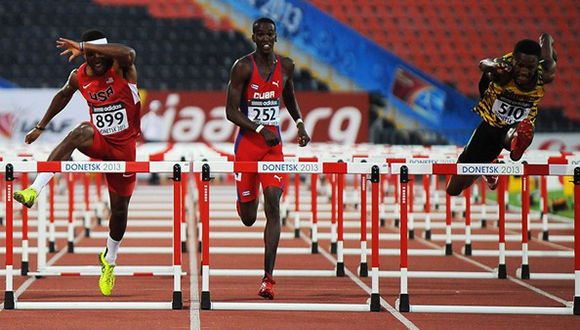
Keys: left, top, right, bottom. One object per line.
{"left": 394, "top": 163, "right": 579, "bottom": 315}
{"left": 3, "top": 161, "right": 185, "bottom": 309}
{"left": 199, "top": 161, "right": 383, "bottom": 312}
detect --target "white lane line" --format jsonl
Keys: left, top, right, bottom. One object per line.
{"left": 189, "top": 213, "right": 201, "bottom": 329}
{"left": 417, "top": 236, "right": 570, "bottom": 306}
{"left": 0, "top": 229, "right": 88, "bottom": 311}
{"left": 298, "top": 232, "right": 419, "bottom": 330}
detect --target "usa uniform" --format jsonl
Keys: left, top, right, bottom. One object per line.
{"left": 235, "top": 54, "right": 285, "bottom": 202}
{"left": 76, "top": 62, "right": 141, "bottom": 196}
{"left": 459, "top": 53, "right": 545, "bottom": 163}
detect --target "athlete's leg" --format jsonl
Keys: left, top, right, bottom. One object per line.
{"left": 447, "top": 175, "right": 479, "bottom": 196}
{"left": 446, "top": 121, "right": 505, "bottom": 196}
{"left": 104, "top": 190, "right": 131, "bottom": 264}
{"left": 48, "top": 122, "right": 95, "bottom": 161}
{"left": 262, "top": 186, "right": 282, "bottom": 276}
{"left": 16, "top": 123, "right": 95, "bottom": 207}
{"left": 238, "top": 199, "right": 260, "bottom": 227}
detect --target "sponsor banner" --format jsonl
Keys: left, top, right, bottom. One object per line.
{"left": 530, "top": 133, "right": 580, "bottom": 151}
{"left": 141, "top": 91, "right": 368, "bottom": 144}
{"left": 259, "top": 161, "right": 321, "bottom": 173}
{"left": 457, "top": 164, "right": 523, "bottom": 176}
{"left": 0, "top": 89, "right": 89, "bottom": 146}
{"left": 62, "top": 161, "right": 126, "bottom": 173}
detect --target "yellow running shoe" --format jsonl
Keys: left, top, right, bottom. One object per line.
{"left": 13, "top": 187, "right": 38, "bottom": 208}
{"left": 98, "top": 249, "right": 115, "bottom": 296}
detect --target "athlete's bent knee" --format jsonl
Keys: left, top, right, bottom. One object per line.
{"left": 66, "top": 122, "right": 94, "bottom": 146}
{"left": 241, "top": 215, "right": 257, "bottom": 227}
{"left": 446, "top": 185, "right": 462, "bottom": 197}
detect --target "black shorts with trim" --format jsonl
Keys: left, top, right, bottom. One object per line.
{"left": 458, "top": 121, "right": 512, "bottom": 164}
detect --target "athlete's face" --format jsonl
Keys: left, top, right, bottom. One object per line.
{"left": 252, "top": 23, "right": 277, "bottom": 54}
{"left": 512, "top": 53, "right": 539, "bottom": 86}
{"left": 85, "top": 50, "right": 113, "bottom": 76}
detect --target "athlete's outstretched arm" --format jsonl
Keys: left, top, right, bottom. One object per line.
{"left": 25, "top": 70, "right": 79, "bottom": 144}
{"left": 281, "top": 58, "right": 310, "bottom": 147}
{"left": 539, "top": 33, "right": 557, "bottom": 84}
{"left": 225, "top": 58, "right": 279, "bottom": 146}
{"left": 56, "top": 38, "right": 135, "bottom": 67}
{"left": 479, "top": 57, "right": 511, "bottom": 85}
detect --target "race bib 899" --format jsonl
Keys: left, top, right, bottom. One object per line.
{"left": 491, "top": 97, "right": 531, "bottom": 125}
{"left": 248, "top": 99, "right": 280, "bottom": 126}
{"left": 91, "top": 102, "right": 129, "bottom": 135}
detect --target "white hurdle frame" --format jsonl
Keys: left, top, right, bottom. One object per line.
{"left": 198, "top": 161, "right": 384, "bottom": 312}
{"left": 2, "top": 161, "right": 186, "bottom": 310}
{"left": 393, "top": 163, "right": 579, "bottom": 315}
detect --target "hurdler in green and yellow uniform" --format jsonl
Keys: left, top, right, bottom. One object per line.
{"left": 446, "top": 34, "right": 557, "bottom": 197}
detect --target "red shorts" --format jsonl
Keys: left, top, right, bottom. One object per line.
{"left": 234, "top": 127, "right": 285, "bottom": 203}
{"left": 81, "top": 122, "right": 136, "bottom": 197}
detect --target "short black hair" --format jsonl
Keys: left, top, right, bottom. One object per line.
{"left": 514, "top": 39, "right": 541, "bottom": 58}
{"left": 252, "top": 17, "right": 276, "bottom": 33}
{"left": 81, "top": 29, "right": 107, "bottom": 42}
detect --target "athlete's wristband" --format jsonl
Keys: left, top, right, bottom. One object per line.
{"left": 35, "top": 124, "right": 45, "bottom": 131}
{"left": 79, "top": 42, "right": 84, "bottom": 52}
{"left": 296, "top": 118, "right": 304, "bottom": 128}
{"left": 255, "top": 124, "right": 265, "bottom": 134}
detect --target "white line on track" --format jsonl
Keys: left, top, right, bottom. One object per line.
{"left": 189, "top": 210, "right": 201, "bottom": 329}
{"left": 416, "top": 236, "right": 570, "bottom": 306}
{"left": 0, "top": 227, "right": 88, "bottom": 311}
{"left": 298, "top": 233, "right": 419, "bottom": 329}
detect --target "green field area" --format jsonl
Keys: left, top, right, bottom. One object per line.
{"left": 487, "top": 190, "right": 574, "bottom": 219}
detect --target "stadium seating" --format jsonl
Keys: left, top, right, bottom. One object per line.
{"left": 0, "top": 0, "right": 328, "bottom": 91}
{"left": 308, "top": 0, "right": 579, "bottom": 119}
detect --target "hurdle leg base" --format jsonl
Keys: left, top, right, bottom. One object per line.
{"left": 528, "top": 230, "right": 531, "bottom": 241}
{"left": 445, "top": 243, "right": 453, "bottom": 255}
{"left": 481, "top": 219, "right": 487, "bottom": 228}
{"left": 398, "top": 293, "right": 410, "bottom": 312}
{"left": 354, "top": 203, "right": 359, "bottom": 210}
{"left": 4, "top": 291, "right": 14, "bottom": 309}
{"left": 330, "top": 242, "right": 337, "bottom": 254}
{"left": 294, "top": 228, "right": 300, "bottom": 238}
{"left": 198, "top": 241, "right": 202, "bottom": 253}
{"left": 408, "top": 229, "right": 414, "bottom": 239}
{"left": 451, "top": 211, "right": 456, "bottom": 218}
{"left": 425, "top": 229, "right": 431, "bottom": 240}
{"left": 464, "top": 244, "right": 472, "bottom": 256}
{"left": 67, "top": 241, "right": 74, "bottom": 253}
{"left": 336, "top": 262, "right": 345, "bottom": 277}
{"left": 181, "top": 241, "right": 187, "bottom": 253}
{"left": 498, "top": 264, "right": 507, "bottom": 279}
{"left": 201, "top": 291, "right": 211, "bottom": 310}
{"left": 359, "top": 262, "right": 368, "bottom": 277}
{"left": 542, "top": 231, "right": 549, "bottom": 241}
{"left": 282, "top": 217, "right": 287, "bottom": 226}
{"left": 311, "top": 242, "right": 318, "bottom": 254}
{"left": 574, "top": 296, "right": 580, "bottom": 315}
{"left": 461, "top": 211, "right": 466, "bottom": 218}
{"left": 97, "top": 216, "right": 102, "bottom": 226}
{"left": 434, "top": 204, "right": 439, "bottom": 210}
{"left": 49, "top": 241, "right": 56, "bottom": 253}
{"left": 172, "top": 291, "right": 183, "bottom": 310}
{"left": 520, "top": 264, "right": 530, "bottom": 279}
{"left": 85, "top": 228, "right": 90, "bottom": 237}
{"left": 370, "top": 293, "right": 381, "bottom": 312}
{"left": 394, "top": 219, "right": 399, "bottom": 227}
{"left": 380, "top": 218, "right": 385, "bottom": 227}
{"left": 21, "top": 261, "right": 29, "bottom": 276}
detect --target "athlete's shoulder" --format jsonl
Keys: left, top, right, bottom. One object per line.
{"left": 231, "top": 54, "right": 253, "bottom": 77}
{"left": 278, "top": 55, "right": 294, "bottom": 69}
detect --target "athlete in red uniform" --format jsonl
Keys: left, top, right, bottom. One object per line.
{"left": 13, "top": 30, "right": 140, "bottom": 296}
{"left": 226, "top": 17, "right": 311, "bottom": 299}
